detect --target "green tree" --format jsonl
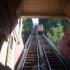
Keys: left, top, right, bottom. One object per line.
{"left": 22, "top": 19, "right": 33, "bottom": 44}
{"left": 47, "top": 23, "right": 64, "bottom": 46}
{"left": 39, "top": 19, "right": 67, "bottom": 47}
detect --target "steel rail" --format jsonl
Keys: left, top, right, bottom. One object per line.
{"left": 22, "top": 29, "right": 39, "bottom": 70}
{"left": 17, "top": 34, "right": 32, "bottom": 70}
{"left": 43, "top": 34, "right": 69, "bottom": 70}
{"left": 38, "top": 34, "right": 52, "bottom": 70}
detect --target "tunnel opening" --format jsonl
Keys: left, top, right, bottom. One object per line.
{"left": 17, "top": 16, "right": 69, "bottom": 70}
{"left": 21, "top": 17, "right": 68, "bottom": 48}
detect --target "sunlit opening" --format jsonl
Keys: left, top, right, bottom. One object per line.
{"left": 32, "top": 18, "right": 39, "bottom": 25}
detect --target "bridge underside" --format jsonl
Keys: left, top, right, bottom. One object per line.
{"left": 0, "top": 0, "right": 70, "bottom": 61}
{"left": 0, "top": 0, "right": 69, "bottom": 44}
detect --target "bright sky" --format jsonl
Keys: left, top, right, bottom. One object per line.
{"left": 32, "top": 18, "right": 39, "bottom": 25}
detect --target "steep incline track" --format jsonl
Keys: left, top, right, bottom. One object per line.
{"left": 22, "top": 29, "right": 69, "bottom": 70}
{"left": 38, "top": 34, "right": 68, "bottom": 70}
{"left": 22, "top": 34, "right": 38, "bottom": 70}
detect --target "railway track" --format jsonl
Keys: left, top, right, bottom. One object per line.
{"left": 38, "top": 34, "right": 68, "bottom": 70}
{"left": 22, "top": 33, "right": 38, "bottom": 70}
{"left": 22, "top": 29, "right": 69, "bottom": 70}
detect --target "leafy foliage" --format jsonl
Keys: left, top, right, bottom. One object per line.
{"left": 39, "top": 19, "right": 67, "bottom": 46}
{"left": 22, "top": 19, "right": 33, "bottom": 44}
{"left": 47, "top": 23, "right": 64, "bottom": 45}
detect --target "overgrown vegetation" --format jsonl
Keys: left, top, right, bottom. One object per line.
{"left": 22, "top": 19, "right": 33, "bottom": 44}
{"left": 39, "top": 19, "right": 67, "bottom": 46}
